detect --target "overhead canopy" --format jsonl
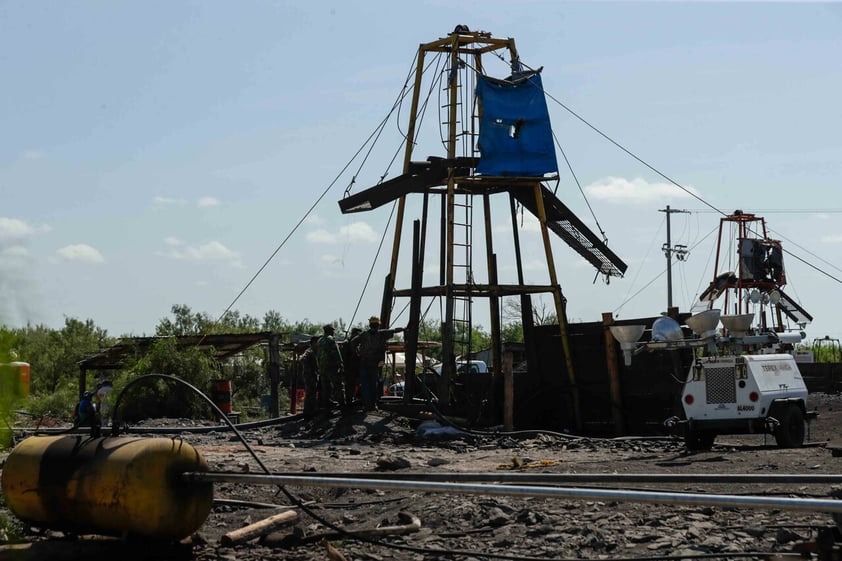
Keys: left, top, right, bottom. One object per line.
{"left": 78, "top": 333, "right": 279, "bottom": 371}
{"left": 475, "top": 71, "right": 558, "bottom": 177}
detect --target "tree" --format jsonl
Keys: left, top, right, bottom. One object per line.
{"left": 501, "top": 322, "right": 524, "bottom": 343}
{"left": 262, "top": 310, "right": 291, "bottom": 332}
{"left": 152, "top": 305, "right": 306, "bottom": 416}
{"left": 123, "top": 338, "right": 217, "bottom": 421}
{"left": 502, "top": 296, "right": 557, "bottom": 326}
{"left": 411, "top": 317, "right": 493, "bottom": 361}
{"left": 155, "top": 304, "right": 215, "bottom": 336}
{"left": 14, "top": 318, "right": 111, "bottom": 394}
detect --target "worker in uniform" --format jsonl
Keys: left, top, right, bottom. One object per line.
{"left": 73, "top": 390, "right": 101, "bottom": 437}
{"left": 351, "top": 316, "right": 407, "bottom": 411}
{"left": 94, "top": 375, "right": 113, "bottom": 426}
{"left": 317, "top": 324, "right": 344, "bottom": 409}
{"left": 342, "top": 327, "right": 362, "bottom": 406}
{"left": 301, "top": 336, "right": 320, "bottom": 418}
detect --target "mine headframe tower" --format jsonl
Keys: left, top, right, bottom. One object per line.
{"left": 339, "top": 27, "right": 627, "bottom": 428}
{"left": 698, "top": 210, "right": 812, "bottom": 332}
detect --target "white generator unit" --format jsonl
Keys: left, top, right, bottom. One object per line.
{"left": 672, "top": 353, "right": 814, "bottom": 450}
{"left": 612, "top": 309, "right": 816, "bottom": 452}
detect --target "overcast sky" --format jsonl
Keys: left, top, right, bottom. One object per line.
{"left": 1, "top": 1, "right": 841, "bottom": 341}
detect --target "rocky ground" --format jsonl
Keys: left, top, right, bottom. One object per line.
{"left": 2, "top": 393, "right": 842, "bottom": 561}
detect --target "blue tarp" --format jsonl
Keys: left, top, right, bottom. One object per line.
{"left": 475, "top": 72, "right": 558, "bottom": 177}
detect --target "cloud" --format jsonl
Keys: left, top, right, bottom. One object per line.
{"left": 307, "top": 221, "right": 378, "bottom": 244}
{"left": 186, "top": 241, "right": 237, "bottom": 261}
{"left": 1, "top": 246, "right": 29, "bottom": 257}
{"left": 821, "top": 234, "right": 842, "bottom": 243}
{"left": 158, "top": 240, "right": 241, "bottom": 267}
{"left": 0, "top": 217, "right": 50, "bottom": 240}
{"left": 56, "top": 244, "right": 105, "bottom": 263}
{"left": 153, "top": 196, "right": 187, "bottom": 206}
{"left": 21, "top": 150, "right": 44, "bottom": 160}
{"left": 340, "top": 222, "right": 377, "bottom": 242}
{"left": 0, "top": 218, "right": 35, "bottom": 240}
{"left": 197, "top": 196, "right": 220, "bottom": 208}
{"left": 584, "top": 177, "right": 700, "bottom": 203}
{"left": 304, "top": 214, "right": 325, "bottom": 226}
{"left": 307, "top": 229, "right": 337, "bottom": 243}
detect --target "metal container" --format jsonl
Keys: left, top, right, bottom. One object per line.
{"left": 0, "top": 362, "right": 29, "bottom": 398}
{"left": 212, "top": 379, "right": 233, "bottom": 414}
{"left": 1, "top": 435, "right": 213, "bottom": 539}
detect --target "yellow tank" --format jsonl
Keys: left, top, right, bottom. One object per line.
{"left": 1, "top": 435, "right": 214, "bottom": 539}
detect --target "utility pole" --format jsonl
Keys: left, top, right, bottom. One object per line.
{"left": 659, "top": 206, "right": 691, "bottom": 310}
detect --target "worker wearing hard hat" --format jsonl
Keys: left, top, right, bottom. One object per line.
{"left": 351, "top": 316, "right": 407, "bottom": 411}
{"left": 317, "top": 324, "right": 344, "bottom": 409}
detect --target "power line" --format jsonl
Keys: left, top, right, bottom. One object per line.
{"left": 214, "top": 50, "right": 420, "bottom": 327}
{"left": 688, "top": 209, "right": 842, "bottom": 214}
{"left": 539, "top": 88, "right": 842, "bottom": 288}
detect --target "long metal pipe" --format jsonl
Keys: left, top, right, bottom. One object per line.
{"left": 226, "top": 471, "right": 842, "bottom": 485}
{"left": 182, "top": 472, "right": 842, "bottom": 514}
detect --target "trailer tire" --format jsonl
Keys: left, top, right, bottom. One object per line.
{"left": 684, "top": 429, "right": 715, "bottom": 451}
{"left": 774, "top": 405, "right": 805, "bottom": 448}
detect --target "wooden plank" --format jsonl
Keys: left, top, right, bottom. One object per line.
{"left": 219, "top": 510, "right": 298, "bottom": 547}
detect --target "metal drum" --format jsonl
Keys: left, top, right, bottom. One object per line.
{"left": 1, "top": 435, "right": 213, "bottom": 539}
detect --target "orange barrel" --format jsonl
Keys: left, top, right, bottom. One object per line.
{"left": 0, "top": 362, "right": 28, "bottom": 399}
{"left": 294, "top": 389, "right": 306, "bottom": 413}
{"left": 11, "top": 362, "right": 30, "bottom": 397}
{"left": 212, "top": 379, "right": 232, "bottom": 414}
{"left": 1, "top": 435, "right": 213, "bottom": 539}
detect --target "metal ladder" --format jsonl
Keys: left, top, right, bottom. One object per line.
{"left": 452, "top": 194, "right": 474, "bottom": 364}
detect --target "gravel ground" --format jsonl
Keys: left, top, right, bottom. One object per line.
{"left": 2, "top": 393, "right": 842, "bottom": 560}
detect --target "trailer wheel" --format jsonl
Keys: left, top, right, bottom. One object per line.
{"left": 774, "top": 405, "right": 805, "bottom": 448}
{"left": 684, "top": 429, "right": 715, "bottom": 451}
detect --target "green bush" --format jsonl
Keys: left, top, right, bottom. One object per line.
{"left": 26, "top": 381, "right": 80, "bottom": 422}
{"left": 115, "top": 376, "right": 212, "bottom": 422}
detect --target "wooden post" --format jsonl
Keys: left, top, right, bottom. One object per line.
{"left": 503, "top": 351, "right": 514, "bottom": 431}
{"left": 404, "top": 220, "right": 422, "bottom": 401}
{"left": 78, "top": 366, "right": 87, "bottom": 398}
{"left": 267, "top": 333, "right": 281, "bottom": 418}
{"left": 602, "top": 312, "right": 625, "bottom": 436}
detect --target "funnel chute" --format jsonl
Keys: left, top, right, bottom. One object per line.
{"left": 685, "top": 309, "right": 721, "bottom": 339}
{"left": 609, "top": 325, "right": 646, "bottom": 366}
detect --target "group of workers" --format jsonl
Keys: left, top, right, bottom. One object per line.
{"left": 299, "top": 315, "right": 406, "bottom": 416}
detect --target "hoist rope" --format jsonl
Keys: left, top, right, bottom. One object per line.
{"left": 214, "top": 51, "right": 420, "bottom": 326}
{"left": 346, "top": 51, "right": 447, "bottom": 329}
{"left": 345, "top": 201, "right": 399, "bottom": 335}
{"left": 769, "top": 228, "right": 842, "bottom": 277}
{"left": 540, "top": 89, "right": 723, "bottom": 216}
{"left": 540, "top": 88, "right": 842, "bottom": 289}
{"left": 553, "top": 131, "right": 609, "bottom": 243}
